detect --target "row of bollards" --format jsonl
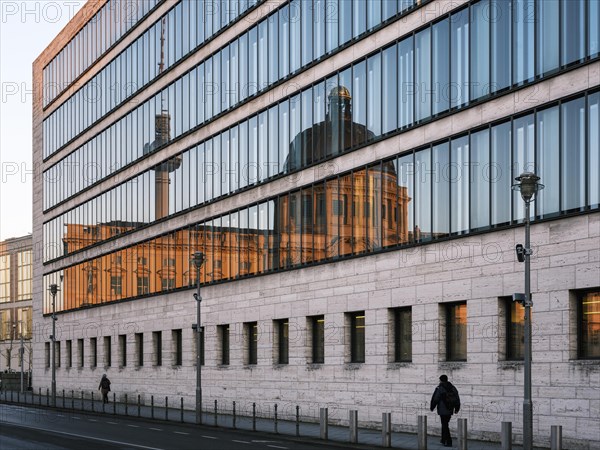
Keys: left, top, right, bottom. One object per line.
{"left": 0, "top": 390, "right": 564, "bottom": 449}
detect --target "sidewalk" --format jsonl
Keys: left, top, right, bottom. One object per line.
{"left": 0, "top": 390, "right": 546, "bottom": 450}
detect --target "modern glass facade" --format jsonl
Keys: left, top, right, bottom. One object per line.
{"left": 43, "top": 0, "right": 600, "bottom": 210}
{"left": 32, "top": 0, "right": 600, "bottom": 445}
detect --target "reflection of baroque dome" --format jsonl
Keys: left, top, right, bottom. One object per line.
{"left": 285, "top": 85, "right": 378, "bottom": 173}
{"left": 329, "top": 85, "right": 351, "bottom": 100}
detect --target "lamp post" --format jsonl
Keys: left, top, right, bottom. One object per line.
{"left": 191, "top": 251, "right": 205, "bottom": 425}
{"left": 49, "top": 282, "right": 60, "bottom": 407}
{"left": 512, "top": 172, "right": 544, "bottom": 450}
{"left": 16, "top": 321, "right": 24, "bottom": 393}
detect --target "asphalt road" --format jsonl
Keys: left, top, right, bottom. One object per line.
{"left": 0, "top": 404, "right": 344, "bottom": 450}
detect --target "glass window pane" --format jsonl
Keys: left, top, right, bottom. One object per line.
{"left": 451, "top": 9, "right": 469, "bottom": 107}
{"left": 432, "top": 19, "right": 449, "bottom": 115}
{"left": 432, "top": 142, "right": 450, "bottom": 237}
{"left": 367, "top": 52, "right": 382, "bottom": 138}
{"left": 561, "top": 0, "right": 586, "bottom": 66}
{"left": 590, "top": 0, "right": 600, "bottom": 57}
{"left": 589, "top": 92, "right": 599, "bottom": 207}
{"left": 415, "top": 28, "right": 431, "bottom": 121}
{"left": 447, "top": 303, "right": 467, "bottom": 361}
{"left": 536, "top": 106, "right": 559, "bottom": 216}
{"left": 451, "top": 136, "right": 469, "bottom": 233}
{"left": 470, "top": 129, "right": 490, "bottom": 229}
{"left": 382, "top": 45, "right": 397, "bottom": 134}
{"left": 512, "top": 114, "right": 535, "bottom": 221}
{"left": 414, "top": 148, "right": 431, "bottom": 241}
{"left": 301, "top": 0, "right": 313, "bottom": 66}
{"left": 537, "top": 0, "right": 559, "bottom": 76}
{"left": 513, "top": 0, "right": 535, "bottom": 84}
{"left": 470, "top": 1, "right": 490, "bottom": 100}
{"left": 398, "top": 36, "right": 414, "bottom": 127}
{"left": 561, "top": 98, "right": 586, "bottom": 212}
{"left": 398, "top": 154, "right": 414, "bottom": 244}
{"left": 491, "top": 0, "right": 511, "bottom": 92}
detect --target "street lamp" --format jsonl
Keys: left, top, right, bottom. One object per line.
{"left": 49, "top": 281, "right": 60, "bottom": 407}
{"left": 14, "top": 322, "right": 24, "bottom": 393}
{"left": 191, "top": 251, "right": 205, "bottom": 425}
{"left": 512, "top": 172, "right": 544, "bottom": 450}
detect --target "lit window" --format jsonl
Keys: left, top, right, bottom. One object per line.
{"left": 579, "top": 291, "right": 600, "bottom": 359}
{"left": 446, "top": 303, "right": 467, "bottom": 361}
{"left": 349, "top": 311, "right": 365, "bottom": 363}
{"left": 505, "top": 298, "right": 525, "bottom": 360}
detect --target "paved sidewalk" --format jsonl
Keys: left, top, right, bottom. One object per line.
{"left": 0, "top": 390, "right": 547, "bottom": 449}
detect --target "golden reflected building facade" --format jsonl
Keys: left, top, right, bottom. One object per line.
{"left": 33, "top": 1, "right": 599, "bottom": 447}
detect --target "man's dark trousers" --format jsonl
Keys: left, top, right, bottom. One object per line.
{"left": 440, "top": 414, "right": 452, "bottom": 445}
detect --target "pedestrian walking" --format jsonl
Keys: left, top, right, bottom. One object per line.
{"left": 98, "top": 374, "right": 111, "bottom": 404}
{"left": 430, "top": 374, "right": 461, "bottom": 447}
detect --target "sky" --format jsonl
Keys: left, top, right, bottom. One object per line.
{"left": 0, "top": 0, "right": 87, "bottom": 241}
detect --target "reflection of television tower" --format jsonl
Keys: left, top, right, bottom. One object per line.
{"left": 143, "top": 17, "right": 181, "bottom": 220}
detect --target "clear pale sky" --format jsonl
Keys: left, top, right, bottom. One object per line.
{"left": 0, "top": 0, "right": 86, "bottom": 240}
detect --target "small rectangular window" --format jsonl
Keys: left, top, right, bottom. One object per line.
{"left": 90, "top": 337, "right": 97, "bottom": 367}
{"left": 578, "top": 290, "right": 600, "bottom": 359}
{"left": 135, "top": 333, "right": 143, "bottom": 366}
{"left": 45, "top": 342, "right": 50, "bottom": 368}
{"left": 348, "top": 312, "right": 365, "bottom": 363}
{"left": 55, "top": 341, "right": 61, "bottom": 368}
{"left": 119, "top": 334, "right": 127, "bottom": 367}
{"left": 219, "top": 324, "right": 229, "bottom": 365}
{"left": 392, "top": 307, "right": 412, "bottom": 362}
{"left": 104, "top": 336, "right": 111, "bottom": 367}
{"left": 66, "top": 340, "right": 72, "bottom": 368}
{"left": 310, "top": 315, "right": 324, "bottom": 364}
{"left": 446, "top": 302, "right": 467, "bottom": 361}
{"left": 245, "top": 322, "right": 258, "bottom": 365}
{"left": 275, "top": 319, "right": 289, "bottom": 364}
{"left": 172, "top": 329, "right": 182, "bottom": 366}
{"left": 78, "top": 338, "right": 84, "bottom": 368}
{"left": 505, "top": 298, "right": 525, "bottom": 360}
{"left": 193, "top": 325, "right": 205, "bottom": 366}
{"left": 137, "top": 276, "right": 149, "bottom": 295}
{"left": 153, "top": 331, "right": 162, "bottom": 366}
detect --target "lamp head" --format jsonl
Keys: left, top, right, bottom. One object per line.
{"left": 191, "top": 251, "right": 205, "bottom": 269}
{"left": 49, "top": 283, "right": 59, "bottom": 296}
{"left": 512, "top": 172, "right": 544, "bottom": 203}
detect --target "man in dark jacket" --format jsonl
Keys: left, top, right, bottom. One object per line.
{"left": 98, "top": 374, "right": 111, "bottom": 404}
{"left": 430, "top": 374, "right": 460, "bottom": 447}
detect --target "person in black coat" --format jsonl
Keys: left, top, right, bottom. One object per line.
{"left": 430, "top": 374, "right": 461, "bottom": 447}
{"left": 98, "top": 374, "right": 111, "bottom": 404}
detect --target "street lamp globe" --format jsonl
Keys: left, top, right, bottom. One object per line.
{"left": 512, "top": 172, "right": 544, "bottom": 203}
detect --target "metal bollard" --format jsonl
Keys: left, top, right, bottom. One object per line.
{"left": 320, "top": 407, "right": 328, "bottom": 440}
{"left": 17, "top": 391, "right": 19, "bottom": 403}
{"left": 46, "top": 388, "right": 49, "bottom": 406}
{"left": 233, "top": 401, "right": 236, "bottom": 429}
{"left": 102, "top": 396, "right": 105, "bottom": 414}
{"left": 125, "top": 394, "right": 128, "bottom": 416}
{"left": 138, "top": 394, "right": 141, "bottom": 418}
{"left": 296, "top": 405, "right": 300, "bottom": 437}
{"left": 62, "top": 389, "right": 65, "bottom": 408}
{"left": 39, "top": 387, "right": 42, "bottom": 406}
{"left": 252, "top": 403, "right": 256, "bottom": 431}
{"left": 418, "top": 415, "right": 427, "bottom": 450}
{"left": 71, "top": 390, "right": 74, "bottom": 410}
{"left": 113, "top": 393, "right": 116, "bottom": 415}
{"left": 181, "top": 397, "right": 184, "bottom": 423}
{"left": 81, "top": 391, "right": 84, "bottom": 411}
{"left": 214, "top": 400, "right": 218, "bottom": 426}
{"left": 501, "top": 422, "right": 512, "bottom": 450}
{"left": 165, "top": 396, "right": 169, "bottom": 421}
{"left": 274, "top": 403, "right": 278, "bottom": 434}
{"left": 349, "top": 410, "right": 358, "bottom": 443}
{"left": 151, "top": 395, "right": 154, "bottom": 419}
{"left": 457, "top": 418, "right": 468, "bottom": 450}
{"left": 551, "top": 425, "right": 562, "bottom": 450}
{"left": 382, "top": 412, "right": 392, "bottom": 448}
{"left": 91, "top": 392, "right": 94, "bottom": 412}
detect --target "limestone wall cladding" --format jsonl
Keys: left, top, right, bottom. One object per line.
{"left": 31, "top": 213, "right": 600, "bottom": 448}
